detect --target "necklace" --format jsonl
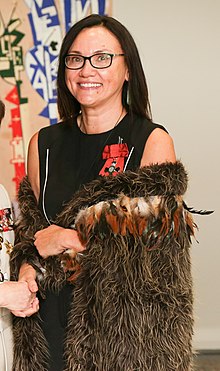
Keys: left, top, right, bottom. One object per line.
{"left": 78, "top": 107, "right": 125, "bottom": 181}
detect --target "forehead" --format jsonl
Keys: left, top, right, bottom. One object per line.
{"left": 69, "top": 26, "right": 122, "bottom": 53}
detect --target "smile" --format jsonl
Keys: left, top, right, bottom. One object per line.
{"left": 79, "top": 83, "right": 102, "bottom": 88}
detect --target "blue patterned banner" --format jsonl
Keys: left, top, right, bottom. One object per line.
{"left": 0, "top": 0, "right": 111, "bottom": 199}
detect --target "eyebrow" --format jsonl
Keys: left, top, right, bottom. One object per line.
{"left": 67, "top": 49, "right": 113, "bottom": 55}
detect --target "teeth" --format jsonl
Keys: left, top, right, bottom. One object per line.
{"left": 80, "top": 83, "right": 101, "bottom": 88}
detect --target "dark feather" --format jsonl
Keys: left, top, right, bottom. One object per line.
{"left": 183, "top": 201, "right": 214, "bottom": 215}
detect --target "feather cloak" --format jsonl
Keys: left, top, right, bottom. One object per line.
{"left": 10, "top": 161, "right": 195, "bottom": 371}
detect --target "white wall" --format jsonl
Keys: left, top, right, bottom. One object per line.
{"left": 113, "top": 0, "right": 220, "bottom": 350}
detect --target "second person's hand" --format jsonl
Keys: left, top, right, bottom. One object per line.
{"left": 11, "top": 263, "right": 39, "bottom": 317}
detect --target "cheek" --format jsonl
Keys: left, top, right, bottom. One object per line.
{"left": 101, "top": 69, "right": 125, "bottom": 86}
{"left": 65, "top": 71, "right": 70, "bottom": 87}
{"left": 109, "top": 63, "right": 129, "bottom": 86}
{"left": 65, "top": 71, "right": 76, "bottom": 90}
{"left": 65, "top": 69, "right": 77, "bottom": 80}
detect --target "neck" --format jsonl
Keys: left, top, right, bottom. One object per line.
{"left": 78, "top": 106, "right": 126, "bottom": 134}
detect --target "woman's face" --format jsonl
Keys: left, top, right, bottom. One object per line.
{"left": 65, "top": 26, "right": 128, "bottom": 110}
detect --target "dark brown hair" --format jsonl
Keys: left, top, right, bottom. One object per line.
{"left": 57, "top": 14, "right": 152, "bottom": 121}
{"left": 0, "top": 100, "right": 5, "bottom": 124}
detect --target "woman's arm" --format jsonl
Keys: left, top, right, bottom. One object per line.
{"left": 140, "top": 128, "right": 176, "bottom": 166}
{"left": 27, "top": 132, "right": 40, "bottom": 200}
{"left": 27, "top": 131, "right": 85, "bottom": 258}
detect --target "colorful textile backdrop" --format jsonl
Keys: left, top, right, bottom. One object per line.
{"left": 0, "top": 0, "right": 112, "bottom": 201}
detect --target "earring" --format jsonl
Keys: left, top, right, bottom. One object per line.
{"left": 126, "top": 81, "right": 131, "bottom": 106}
{"left": 126, "top": 84, "right": 130, "bottom": 105}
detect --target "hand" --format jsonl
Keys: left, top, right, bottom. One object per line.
{"left": 0, "top": 281, "right": 37, "bottom": 312}
{"left": 11, "top": 296, "right": 39, "bottom": 318}
{"left": 18, "top": 263, "right": 38, "bottom": 293}
{"left": 34, "top": 225, "right": 85, "bottom": 258}
{"left": 11, "top": 263, "right": 39, "bottom": 317}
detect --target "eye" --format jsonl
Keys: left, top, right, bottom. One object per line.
{"left": 97, "top": 53, "right": 111, "bottom": 61}
{"left": 66, "top": 55, "right": 83, "bottom": 65}
{"left": 70, "top": 55, "right": 83, "bottom": 63}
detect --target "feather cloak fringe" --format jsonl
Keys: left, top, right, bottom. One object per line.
{"left": 10, "top": 161, "right": 195, "bottom": 371}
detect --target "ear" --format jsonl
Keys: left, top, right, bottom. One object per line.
{"left": 125, "top": 68, "right": 129, "bottom": 82}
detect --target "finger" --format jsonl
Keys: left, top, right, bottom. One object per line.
{"left": 31, "top": 298, "right": 39, "bottom": 312}
{"left": 34, "top": 230, "right": 41, "bottom": 237}
{"left": 27, "top": 279, "right": 38, "bottom": 293}
{"left": 30, "top": 292, "right": 37, "bottom": 300}
{"left": 25, "top": 303, "right": 39, "bottom": 317}
{"left": 17, "top": 306, "right": 38, "bottom": 317}
{"left": 11, "top": 310, "right": 27, "bottom": 318}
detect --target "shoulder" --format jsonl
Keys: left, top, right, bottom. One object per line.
{"left": 28, "top": 131, "right": 39, "bottom": 163}
{"left": 140, "top": 127, "right": 176, "bottom": 166}
{"left": 38, "top": 118, "right": 75, "bottom": 147}
{"left": 128, "top": 114, "right": 168, "bottom": 150}
{"left": 0, "top": 184, "right": 8, "bottom": 198}
{"left": 0, "top": 184, "right": 11, "bottom": 209}
{"left": 125, "top": 114, "right": 169, "bottom": 164}
{"left": 27, "top": 132, "right": 40, "bottom": 200}
{"left": 147, "top": 126, "right": 173, "bottom": 145}
{"left": 131, "top": 114, "right": 167, "bottom": 134}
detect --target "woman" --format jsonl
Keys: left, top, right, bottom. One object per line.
{"left": 0, "top": 100, "right": 39, "bottom": 371}
{"left": 11, "top": 15, "right": 194, "bottom": 371}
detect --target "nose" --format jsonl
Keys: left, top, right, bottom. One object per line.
{"left": 79, "top": 59, "right": 96, "bottom": 77}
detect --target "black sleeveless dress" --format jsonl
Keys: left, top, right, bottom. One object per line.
{"left": 37, "top": 113, "right": 166, "bottom": 370}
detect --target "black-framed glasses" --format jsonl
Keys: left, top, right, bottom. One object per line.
{"left": 64, "top": 52, "right": 125, "bottom": 70}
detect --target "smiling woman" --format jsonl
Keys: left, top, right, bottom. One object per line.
{"left": 9, "top": 14, "right": 188, "bottom": 371}
{"left": 64, "top": 26, "right": 129, "bottom": 126}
